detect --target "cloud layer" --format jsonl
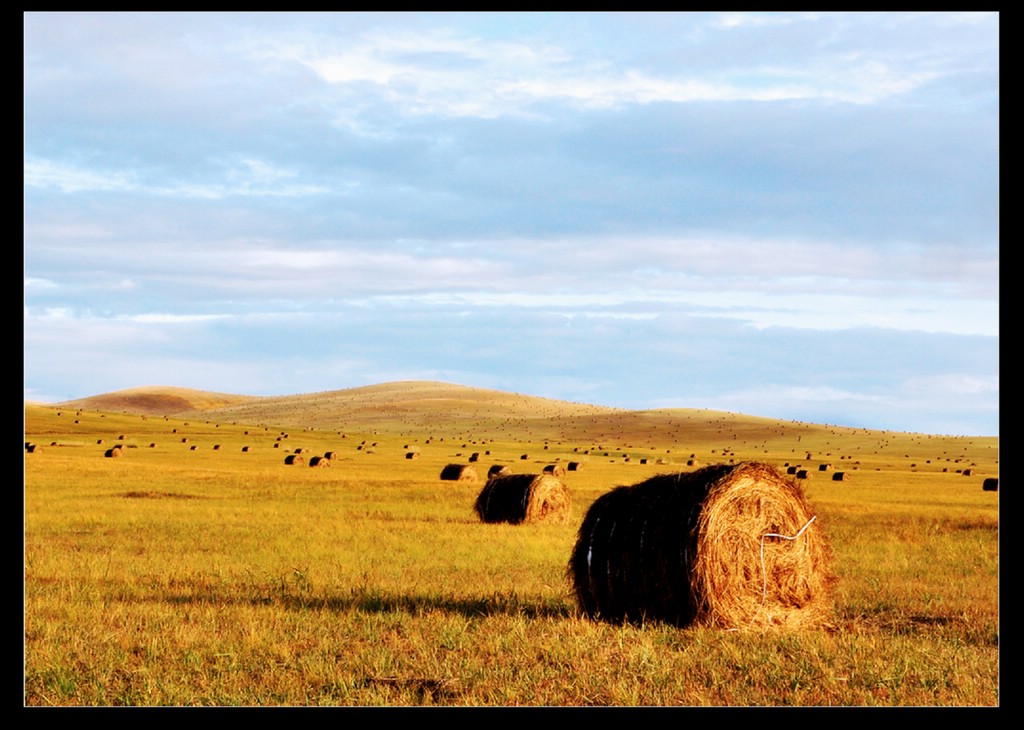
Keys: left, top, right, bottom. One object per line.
{"left": 24, "top": 12, "right": 999, "bottom": 434}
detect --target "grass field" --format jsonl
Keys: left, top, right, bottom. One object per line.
{"left": 23, "top": 382, "right": 999, "bottom": 706}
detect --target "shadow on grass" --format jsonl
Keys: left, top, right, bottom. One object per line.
{"left": 165, "top": 585, "right": 576, "bottom": 620}
{"left": 307, "top": 587, "right": 575, "bottom": 619}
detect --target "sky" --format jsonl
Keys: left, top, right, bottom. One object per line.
{"left": 23, "top": 11, "right": 999, "bottom": 436}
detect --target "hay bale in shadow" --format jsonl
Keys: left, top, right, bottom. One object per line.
{"left": 982, "top": 477, "right": 998, "bottom": 492}
{"left": 308, "top": 455, "right": 331, "bottom": 467}
{"left": 104, "top": 447, "right": 122, "bottom": 458}
{"left": 440, "top": 464, "right": 477, "bottom": 482}
{"left": 568, "top": 462, "right": 584, "bottom": 471}
{"left": 543, "top": 463, "right": 566, "bottom": 477}
{"left": 568, "top": 462, "right": 833, "bottom": 631}
{"left": 487, "top": 464, "right": 510, "bottom": 478}
{"left": 474, "top": 474, "right": 571, "bottom": 525}
{"left": 284, "top": 454, "right": 304, "bottom": 466}
{"left": 831, "top": 471, "right": 850, "bottom": 481}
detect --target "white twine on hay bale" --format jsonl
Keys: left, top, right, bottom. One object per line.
{"left": 756, "top": 515, "right": 817, "bottom": 627}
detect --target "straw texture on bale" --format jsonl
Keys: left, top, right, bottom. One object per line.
{"left": 568, "top": 462, "right": 833, "bottom": 631}
{"left": 474, "top": 473, "right": 571, "bottom": 525}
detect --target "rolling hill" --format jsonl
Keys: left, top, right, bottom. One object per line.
{"left": 53, "top": 380, "right": 849, "bottom": 446}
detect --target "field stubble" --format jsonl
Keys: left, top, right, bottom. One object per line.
{"left": 23, "top": 399, "right": 998, "bottom": 706}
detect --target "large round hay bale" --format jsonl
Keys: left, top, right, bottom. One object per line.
{"left": 474, "top": 474, "right": 570, "bottom": 525}
{"left": 568, "top": 462, "right": 833, "bottom": 630}
{"left": 308, "top": 455, "right": 331, "bottom": 467}
{"left": 982, "top": 477, "right": 998, "bottom": 492}
{"left": 104, "top": 447, "right": 122, "bottom": 458}
{"left": 440, "top": 464, "right": 477, "bottom": 482}
{"left": 284, "top": 454, "right": 304, "bottom": 465}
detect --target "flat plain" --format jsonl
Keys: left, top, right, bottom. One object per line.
{"left": 23, "top": 381, "right": 999, "bottom": 706}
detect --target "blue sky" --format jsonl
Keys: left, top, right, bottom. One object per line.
{"left": 24, "top": 12, "right": 999, "bottom": 435}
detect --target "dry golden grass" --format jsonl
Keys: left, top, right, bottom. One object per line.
{"left": 23, "top": 382, "right": 999, "bottom": 706}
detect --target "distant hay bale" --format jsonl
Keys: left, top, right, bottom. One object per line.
{"left": 308, "top": 455, "right": 331, "bottom": 467}
{"left": 568, "top": 462, "right": 834, "bottom": 631}
{"left": 818, "top": 464, "right": 832, "bottom": 472}
{"left": 544, "top": 464, "right": 566, "bottom": 477}
{"left": 190, "top": 445, "right": 198, "bottom": 451}
{"left": 324, "top": 451, "right": 337, "bottom": 460}
{"left": 440, "top": 464, "right": 477, "bottom": 482}
{"left": 520, "top": 454, "right": 529, "bottom": 460}
{"left": 469, "top": 452, "right": 480, "bottom": 462}
{"left": 982, "top": 478, "right": 998, "bottom": 492}
{"left": 567, "top": 462, "right": 584, "bottom": 471}
{"left": 687, "top": 459, "right": 699, "bottom": 467}
{"left": 786, "top": 466, "right": 798, "bottom": 475}
{"left": 213, "top": 444, "right": 221, "bottom": 450}
{"left": 104, "top": 447, "right": 122, "bottom": 458}
{"left": 285, "top": 454, "right": 304, "bottom": 465}
{"left": 474, "top": 474, "right": 571, "bottom": 525}
{"left": 795, "top": 470, "right": 811, "bottom": 479}
{"left": 26, "top": 443, "right": 42, "bottom": 453}
{"left": 241, "top": 446, "right": 251, "bottom": 452}
{"left": 831, "top": 471, "right": 850, "bottom": 481}
{"left": 406, "top": 451, "right": 420, "bottom": 459}
{"left": 487, "top": 464, "right": 510, "bottom": 478}
{"left": 962, "top": 468, "right": 974, "bottom": 476}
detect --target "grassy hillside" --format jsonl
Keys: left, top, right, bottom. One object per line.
{"left": 25, "top": 382, "right": 999, "bottom": 706}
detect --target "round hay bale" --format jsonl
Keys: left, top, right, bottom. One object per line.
{"left": 543, "top": 463, "right": 566, "bottom": 477}
{"left": 284, "top": 454, "right": 304, "bottom": 465}
{"left": 324, "top": 451, "right": 337, "bottom": 460}
{"left": 982, "top": 477, "right": 998, "bottom": 492}
{"left": 568, "top": 462, "right": 833, "bottom": 630}
{"left": 795, "top": 469, "right": 811, "bottom": 479}
{"left": 308, "top": 455, "right": 331, "bottom": 467}
{"left": 104, "top": 447, "right": 122, "bottom": 458}
{"left": 469, "top": 452, "right": 480, "bottom": 462}
{"left": 406, "top": 451, "right": 420, "bottom": 460}
{"left": 487, "top": 464, "right": 510, "bottom": 478}
{"left": 818, "top": 464, "right": 832, "bottom": 472}
{"left": 440, "top": 464, "right": 477, "bottom": 482}
{"left": 474, "top": 474, "right": 571, "bottom": 525}
{"left": 568, "top": 462, "right": 584, "bottom": 471}
{"left": 831, "top": 471, "right": 850, "bottom": 481}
